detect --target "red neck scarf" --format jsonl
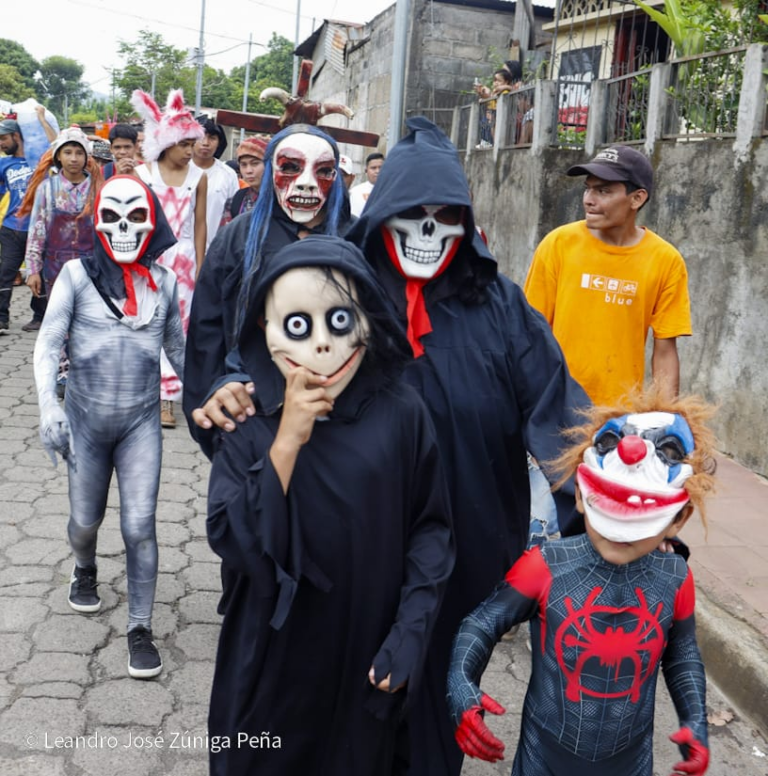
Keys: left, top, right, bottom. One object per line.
{"left": 381, "top": 228, "right": 460, "bottom": 358}
{"left": 118, "top": 262, "right": 157, "bottom": 317}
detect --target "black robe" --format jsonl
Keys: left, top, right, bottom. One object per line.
{"left": 206, "top": 236, "right": 455, "bottom": 776}
{"left": 345, "top": 117, "right": 592, "bottom": 776}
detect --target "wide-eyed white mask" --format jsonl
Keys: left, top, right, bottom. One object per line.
{"left": 576, "top": 411, "right": 695, "bottom": 542}
{"left": 383, "top": 204, "right": 465, "bottom": 280}
{"left": 265, "top": 267, "right": 369, "bottom": 399}
{"left": 272, "top": 134, "right": 337, "bottom": 225}
{"left": 95, "top": 176, "right": 155, "bottom": 265}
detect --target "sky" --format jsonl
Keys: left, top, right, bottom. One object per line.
{"left": 3, "top": 0, "right": 396, "bottom": 95}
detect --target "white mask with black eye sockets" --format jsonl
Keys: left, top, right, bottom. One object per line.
{"left": 384, "top": 204, "right": 465, "bottom": 279}
{"left": 264, "top": 267, "right": 370, "bottom": 399}
{"left": 96, "top": 177, "right": 155, "bottom": 264}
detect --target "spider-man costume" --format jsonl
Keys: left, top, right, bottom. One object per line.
{"left": 447, "top": 534, "right": 708, "bottom": 775}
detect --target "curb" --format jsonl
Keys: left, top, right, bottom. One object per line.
{"left": 696, "top": 590, "right": 768, "bottom": 739}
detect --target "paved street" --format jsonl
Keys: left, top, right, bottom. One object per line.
{"left": 0, "top": 287, "right": 766, "bottom": 775}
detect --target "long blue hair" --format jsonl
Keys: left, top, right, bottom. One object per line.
{"left": 237, "top": 124, "right": 346, "bottom": 331}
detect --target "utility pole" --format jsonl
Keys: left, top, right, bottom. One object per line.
{"left": 241, "top": 34, "right": 253, "bottom": 144}
{"left": 195, "top": 0, "right": 206, "bottom": 115}
{"left": 292, "top": 0, "right": 301, "bottom": 94}
{"left": 388, "top": 0, "right": 411, "bottom": 151}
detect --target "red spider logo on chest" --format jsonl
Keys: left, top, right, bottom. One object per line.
{"left": 554, "top": 586, "right": 665, "bottom": 703}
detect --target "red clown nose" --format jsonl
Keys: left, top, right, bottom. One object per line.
{"left": 617, "top": 435, "right": 648, "bottom": 465}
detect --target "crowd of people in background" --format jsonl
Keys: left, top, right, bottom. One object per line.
{"left": 0, "top": 83, "right": 713, "bottom": 776}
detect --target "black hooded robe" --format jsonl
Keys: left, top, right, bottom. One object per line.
{"left": 206, "top": 236, "right": 455, "bottom": 776}
{"left": 345, "top": 118, "right": 591, "bottom": 776}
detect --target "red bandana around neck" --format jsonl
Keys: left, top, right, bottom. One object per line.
{"left": 119, "top": 262, "right": 157, "bottom": 317}
{"left": 381, "top": 228, "right": 460, "bottom": 357}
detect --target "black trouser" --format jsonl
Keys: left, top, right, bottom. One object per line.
{"left": 0, "top": 226, "right": 47, "bottom": 324}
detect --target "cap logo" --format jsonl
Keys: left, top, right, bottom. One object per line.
{"left": 594, "top": 148, "right": 620, "bottom": 164}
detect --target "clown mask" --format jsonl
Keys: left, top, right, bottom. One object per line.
{"left": 95, "top": 177, "right": 155, "bottom": 264}
{"left": 576, "top": 411, "right": 695, "bottom": 543}
{"left": 272, "top": 134, "right": 337, "bottom": 225}
{"left": 265, "top": 267, "right": 369, "bottom": 399}
{"left": 383, "top": 204, "right": 465, "bottom": 280}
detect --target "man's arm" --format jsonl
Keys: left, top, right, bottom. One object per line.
{"left": 652, "top": 337, "right": 680, "bottom": 400}
{"left": 193, "top": 174, "right": 208, "bottom": 274}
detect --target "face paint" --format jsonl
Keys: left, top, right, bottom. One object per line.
{"left": 95, "top": 177, "right": 156, "bottom": 264}
{"left": 383, "top": 204, "right": 465, "bottom": 279}
{"left": 576, "top": 411, "right": 695, "bottom": 543}
{"left": 265, "top": 267, "right": 369, "bottom": 399}
{"left": 272, "top": 134, "right": 337, "bottom": 224}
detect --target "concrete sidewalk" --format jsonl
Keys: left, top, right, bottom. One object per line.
{"left": 684, "top": 453, "right": 768, "bottom": 738}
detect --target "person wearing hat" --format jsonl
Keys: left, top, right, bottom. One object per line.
{"left": 131, "top": 88, "right": 207, "bottom": 428}
{"left": 338, "top": 154, "right": 356, "bottom": 189}
{"left": 219, "top": 135, "right": 269, "bottom": 228}
{"left": 91, "top": 139, "right": 114, "bottom": 168}
{"left": 0, "top": 117, "right": 53, "bottom": 333}
{"left": 193, "top": 116, "right": 239, "bottom": 250}
{"left": 524, "top": 145, "right": 691, "bottom": 406}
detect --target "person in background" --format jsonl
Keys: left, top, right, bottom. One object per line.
{"left": 132, "top": 88, "right": 207, "bottom": 429}
{"left": 524, "top": 146, "right": 691, "bottom": 406}
{"left": 349, "top": 152, "right": 384, "bottom": 217}
{"left": 474, "top": 69, "right": 518, "bottom": 148}
{"left": 91, "top": 140, "right": 113, "bottom": 168}
{"left": 339, "top": 154, "right": 356, "bottom": 189}
{"left": 103, "top": 124, "right": 140, "bottom": 180}
{"left": 0, "top": 115, "right": 53, "bottom": 334}
{"left": 219, "top": 135, "right": 268, "bottom": 228}
{"left": 193, "top": 117, "right": 239, "bottom": 250}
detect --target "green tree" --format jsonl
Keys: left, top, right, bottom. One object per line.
{"left": 0, "top": 38, "right": 41, "bottom": 96}
{"left": 229, "top": 33, "right": 294, "bottom": 115}
{"left": 115, "top": 30, "right": 192, "bottom": 103}
{"left": 39, "top": 56, "right": 89, "bottom": 121}
{"left": 0, "top": 63, "right": 36, "bottom": 102}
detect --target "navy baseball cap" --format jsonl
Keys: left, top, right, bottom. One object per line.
{"left": 567, "top": 146, "right": 653, "bottom": 197}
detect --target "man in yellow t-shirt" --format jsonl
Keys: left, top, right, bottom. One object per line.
{"left": 524, "top": 146, "right": 691, "bottom": 406}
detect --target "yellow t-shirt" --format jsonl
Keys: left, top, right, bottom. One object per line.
{"left": 524, "top": 220, "right": 691, "bottom": 405}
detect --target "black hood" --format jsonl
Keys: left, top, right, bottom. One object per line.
{"left": 345, "top": 116, "right": 496, "bottom": 289}
{"left": 238, "top": 234, "right": 410, "bottom": 416}
{"left": 83, "top": 180, "right": 177, "bottom": 302}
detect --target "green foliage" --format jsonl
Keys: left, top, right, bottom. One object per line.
{"left": 229, "top": 34, "right": 294, "bottom": 115}
{"left": 0, "top": 63, "right": 36, "bottom": 102}
{"left": 557, "top": 125, "right": 586, "bottom": 148}
{"left": 39, "top": 56, "right": 89, "bottom": 118}
{"left": 0, "top": 39, "right": 41, "bottom": 97}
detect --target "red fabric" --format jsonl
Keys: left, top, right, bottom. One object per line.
{"left": 120, "top": 263, "right": 157, "bottom": 316}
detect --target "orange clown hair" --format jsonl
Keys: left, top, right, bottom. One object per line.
{"left": 550, "top": 387, "right": 718, "bottom": 527}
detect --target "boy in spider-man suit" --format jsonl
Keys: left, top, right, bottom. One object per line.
{"left": 446, "top": 391, "right": 716, "bottom": 776}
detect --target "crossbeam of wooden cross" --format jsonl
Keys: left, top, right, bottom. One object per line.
{"left": 215, "top": 59, "right": 379, "bottom": 149}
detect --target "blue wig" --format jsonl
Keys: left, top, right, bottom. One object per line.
{"left": 239, "top": 125, "right": 346, "bottom": 315}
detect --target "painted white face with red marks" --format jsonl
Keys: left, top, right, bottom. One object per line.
{"left": 272, "top": 134, "right": 336, "bottom": 224}
{"left": 576, "top": 411, "right": 695, "bottom": 542}
{"left": 265, "top": 267, "right": 369, "bottom": 399}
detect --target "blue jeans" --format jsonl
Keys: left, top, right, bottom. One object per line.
{"left": 527, "top": 453, "right": 558, "bottom": 547}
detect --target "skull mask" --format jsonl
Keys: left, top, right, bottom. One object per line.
{"left": 95, "top": 176, "right": 155, "bottom": 265}
{"left": 265, "top": 266, "right": 369, "bottom": 400}
{"left": 272, "top": 134, "right": 337, "bottom": 225}
{"left": 383, "top": 204, "right": 466, "bottom": 280}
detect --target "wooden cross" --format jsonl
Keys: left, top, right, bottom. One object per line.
{"left": 215, "top": 59, "right": 379, "bottom": 148}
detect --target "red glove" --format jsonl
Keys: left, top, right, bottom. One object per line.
{"left": 454, "top": 693, "right": 506, "bottom": 762}
{"left": 669, "top": 727, "right": 709, "bottom": 776}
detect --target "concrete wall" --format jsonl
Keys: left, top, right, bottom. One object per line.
{"left": 466, "top": 140, "right": 768, "bottom": 475}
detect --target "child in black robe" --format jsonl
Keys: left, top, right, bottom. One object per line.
{"left": 206, "top": 234, "right": 455, "bottom": 776}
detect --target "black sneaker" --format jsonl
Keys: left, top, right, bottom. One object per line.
{"left": 0, "top": 321, "right": 8, "bottom": 334}
{"left": 68, "top": 565, "right": 101, "bottom": 612}
{"left": 127, "top": 626, "right": 163, "bottom": 679}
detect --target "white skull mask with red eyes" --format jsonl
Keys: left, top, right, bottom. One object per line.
{"left": 265, "top": 267, "right": 369, "bottom": 400}
{"left": 383, "top": 204, "right": 466, "bottom": 279}
{"left": 95, "top": 177, "right": 155, "bottom": 264}
{"left": 272, "top": 134, "right": 337, "bottom": 225}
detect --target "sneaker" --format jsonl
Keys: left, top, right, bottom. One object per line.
{"left": 21, "top": 319, "right": 42, "bottom": 332}
{"left": 0, "top": 321, "right": 8, "bottom": 335}
{"left": 68, "top": 565, "right": 101, "bottom": 612}
{"left": 128, "top": 626, "right": 163, "bottom": 679}
{"left": 161, "top": 400, "right": 176, "bottom": 428}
